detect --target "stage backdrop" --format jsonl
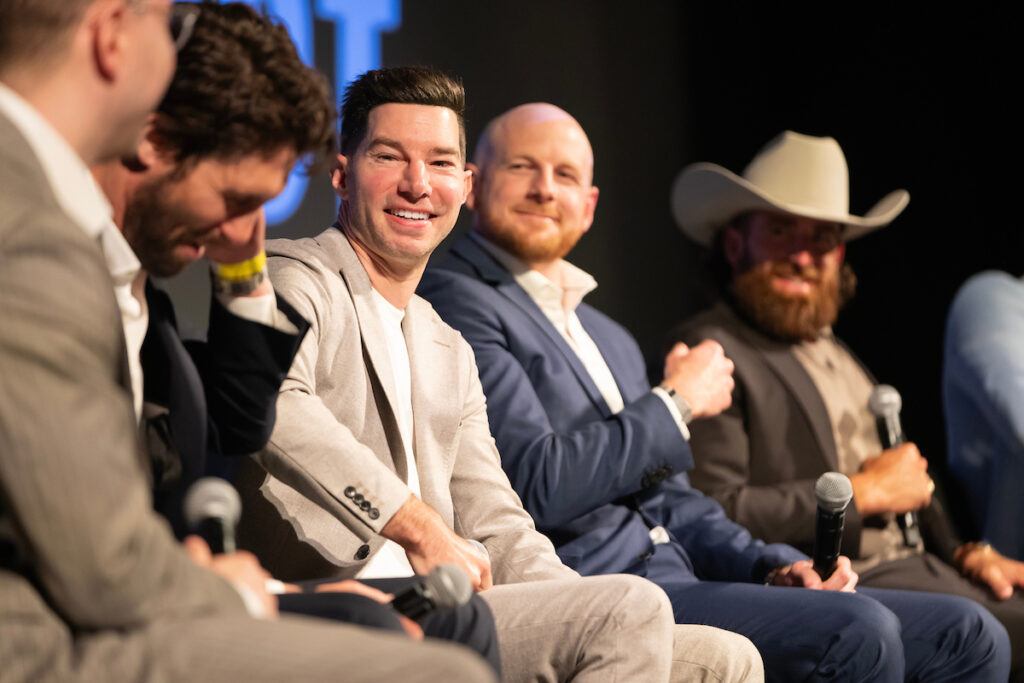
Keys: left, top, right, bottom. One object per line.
{"left": 160, "top": 1, "right": 1021, "bottom": 530}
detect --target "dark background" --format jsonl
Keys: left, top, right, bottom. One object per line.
{"left": 164, "top": 1, "right": 1021, "bottom": 529}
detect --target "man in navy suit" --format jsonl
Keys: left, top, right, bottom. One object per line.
{"left": 419, "top": 102, "right": 1010, "bottom": 681}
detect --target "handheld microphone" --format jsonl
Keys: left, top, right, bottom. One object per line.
{"left": 183, "top": 477, "right": 242, "bottom": 554}
{"left": 391, "top": 565, "right": 472, "bottom": 621}
{"left": 813, "top": 472, "right": 853, "bottom": 580}
{"left": 868, "top": 385, "right": 922, "bottom": 547}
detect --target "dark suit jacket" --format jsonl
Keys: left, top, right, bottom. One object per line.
{"left": 674, "top": 300, "right": 960, "bottom": 563}
{"left": 418, "top": 234, "right": 802, "bottom": 583}
{"left": 141, "top": 282, "right": 308, "bottom": 536}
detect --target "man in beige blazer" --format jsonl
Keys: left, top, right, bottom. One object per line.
{"left": 240, "top": 65, "right": 763, "bottom": 682}
{"left": 0, "top": 2, "right": 493, "bottom": 681}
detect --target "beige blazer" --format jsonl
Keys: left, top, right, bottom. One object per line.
{"left": 242, "top": 227, "right": 571, "bottom": 585}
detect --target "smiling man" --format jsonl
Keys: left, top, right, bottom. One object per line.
{"left": 233, "top": 66, "right": 762, "bottom": 682}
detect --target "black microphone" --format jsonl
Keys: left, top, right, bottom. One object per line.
{"left": 391, "top": 565, "right": 472, "bottom": 621}
{"left": 813, "top": 472, "right": 853, "bottom": 580}
{"left": 183, "top": 477, "right": 242, "bottom": 554}
{"left": 868, "top": 384, "right": 922, "bottom": 548}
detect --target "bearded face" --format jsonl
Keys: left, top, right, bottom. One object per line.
{"left": 469, "top": 113, "right": 598, "bottom": 267}
{"left": 725, "top": 212, "right": 855, "bottom": 342}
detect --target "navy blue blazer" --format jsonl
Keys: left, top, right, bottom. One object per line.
{"left": 419, "top": 234, "right": 803, "bottom": 583}
{"left": 142, "top": 283, "right": 309, "bottom": 536}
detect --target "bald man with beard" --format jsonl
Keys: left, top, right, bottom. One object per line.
{"left": 420, "top": 104, "right": 1011, "bottom": 682}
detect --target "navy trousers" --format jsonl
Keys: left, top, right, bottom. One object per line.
{"left": 640, "top": 549, "right": 1010, "bottom": 682}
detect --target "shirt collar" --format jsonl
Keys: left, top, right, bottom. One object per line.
{"left": 0, "top": 81, "right": 112, "bottom": 239}
{"left": 471, "top": 232, "right": 598, "bottom": 314}
{"left": 97, "top": 220, "right": 143, "bottom": 288}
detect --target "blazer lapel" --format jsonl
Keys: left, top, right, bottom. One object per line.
{"left": 142, "top": 283, "right": 208, "bottom": 480}
{"left": 403, "top": 300, "right": 461, "bottom": 508}
{"left": 450, "top": 236, "right": 615, "bottom": 419}
{"left": 723, "top": 303, "right": 840, "bottom": 471}
{"left": 322, "top": 229, "right": 408, "bottom": 481}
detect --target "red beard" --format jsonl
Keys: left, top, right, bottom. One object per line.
{"left": 731, "top": 260, "right": 853, "bottom": 342}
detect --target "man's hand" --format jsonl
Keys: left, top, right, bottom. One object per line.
{"left": 849, "top": 443, "right": 933, "bottom": 517}
{"left": 204, "top": 207, "right": 266, "bottom": 265}
{"left": 314, "top": 579, "right": 424, "bottom": 640}
{"left": 956, "top": 542, "right": 1024, "bottom": 601}
{"left": 381, "top": 496, "right": 492, "bottom": 592}
{"left": 770, "top": 557, "right": 858, "bottom": 592}
{"left": 183, "top": 535, "right": 278, "bottom": 618}
{"left": 662, "top": 340, "right": 735, "bottom": 419}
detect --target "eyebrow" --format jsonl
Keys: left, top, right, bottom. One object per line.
{"left": 368, "top": 137, "right": 460, "bottom": 158}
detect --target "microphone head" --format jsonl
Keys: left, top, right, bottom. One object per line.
{"left": 183, "top": 477, "right": 242, "bottom": 528}
{"left": 868, "top": 384, "right": 902, "bottom": 418}
{"left": 815, "top": 472, "right": 853, "bottom": 513}
{"left": 424, "top": 565, "right": 473, "bottom": 609}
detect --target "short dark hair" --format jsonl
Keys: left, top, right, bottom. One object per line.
{"left": 152, "top": 2, "right": 335, "bottom": 173}
{"left": 339, "top": 66, "right": 466, "bottom": 158}
{"left": 0, "top": 0, "right": 92, "bottom": 71}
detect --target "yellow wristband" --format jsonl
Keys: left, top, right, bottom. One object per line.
{"left": 214, "top": 251, "right": 267, "bottom": 282}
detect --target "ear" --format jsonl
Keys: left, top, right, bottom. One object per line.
{"left": 90, "top": 0, "right": 127, "bottom": 82}
{"left": 723, "top": 225, "right": 745, "bottom": 271}
{"left": 331, "top": 153, "right": 350, "bottom": 200}
{"left": 580, "top": 185, "right": 600, "bottom": 235}
{"left": 465, "top": 162, "right": 480, "bottom": 211}
{"left": 136, "top": 116, "right": 162, "bottom": 165}
{"left": 834, "top": 241, "right": 846, "bottom": 264}
{"left": 121, "top": 116, "right": 171, "bottom": 173}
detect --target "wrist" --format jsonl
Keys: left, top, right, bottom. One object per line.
{"left": 657, "top": 385, "right": 693, "bottom": 423}
{"left": 849, "top": 472, "right": 881, "bottom": 516}
{"left": 763, "top": 565, "right": 786, "bottom": 586}
{"left": 380, "top": 495, "right": 433, "bottom": 551}
{"left": 955, "top": 541, "right": 993, "bottom": 571}
{"left": 212, "top": 251, "right": 267, "bottom": 297}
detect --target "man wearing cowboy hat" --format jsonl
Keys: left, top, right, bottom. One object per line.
{"left": 671, "top": 130, "right": 1024, "bottom": 679}
{"left": 421, "top": 106, "right": 1013, "bottom": 682}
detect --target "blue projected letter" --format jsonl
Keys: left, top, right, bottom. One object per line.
{"left": 227, "top": 0, "right": 402, "bottom": 226}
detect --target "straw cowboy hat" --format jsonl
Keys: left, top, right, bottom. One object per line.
{"left": 671, "top": 130, "right": 910, "bottom": 247}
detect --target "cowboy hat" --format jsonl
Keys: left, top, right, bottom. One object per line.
{"left": 671, "top": 130, "right": 909, "bottom": 247}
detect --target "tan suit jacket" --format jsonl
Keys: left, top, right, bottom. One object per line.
{"left": 0, "top": 110, "right": 493, "bottom": 683}
{"left": 242, "top": 227, "right": 571, "bottom": 585}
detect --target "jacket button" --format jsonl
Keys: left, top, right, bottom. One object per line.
{"left": 354, "top": 544, "right": 370, "bottom": 560}
{"left": 360, "top": 500, "right": 371, "bottom": 512}
{"left": 343, "top": 486, "right": 356, "bottom": 498}
{"left": 353, "top": 493, "right": 364, "bottom": 503}
{"left": 369, "top": 508, "right": 380, "bottom": 520}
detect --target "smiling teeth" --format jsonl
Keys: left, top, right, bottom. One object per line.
{"left": 390, "top": 209, "right": 430, "bottom": 220}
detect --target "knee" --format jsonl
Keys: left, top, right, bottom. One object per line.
{"left": 944, "top": 597, "right": 1011, "bottom": 674}
{"left": 573, "top": 574, "right": 673, "bottom": 641}
{"left": 819, "top": 595, "right": 903, "bottom": 679}
{"left": 602, "top": 574, "right": 674, "bottom": 632}
{"left": 671, "top": 625, "right": 763, "bottom": 683}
